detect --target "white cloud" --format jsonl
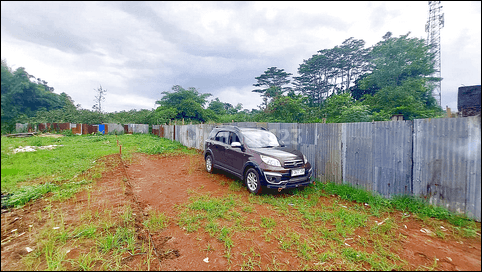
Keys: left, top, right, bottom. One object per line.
{"left": 105, "top": 93, "right": 157, "bottom": 112}
{"left": 216, "top": 86, "right": 263, "bottom": 112}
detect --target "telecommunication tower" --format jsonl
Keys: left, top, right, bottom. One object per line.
{"left": 425, "top": 1, "right": 444, "bottom": 107}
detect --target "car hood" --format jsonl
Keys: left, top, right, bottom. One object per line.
{"left": 250, "top": 147, "right": 303, "bottom": 161}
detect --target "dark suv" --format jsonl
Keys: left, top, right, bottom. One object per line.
{"left": 203, "top": 125, "right": 313, "bottom": 194}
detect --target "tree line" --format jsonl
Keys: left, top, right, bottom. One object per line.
{"left": 1, "top": 32, "right": 444, "bottom": 134}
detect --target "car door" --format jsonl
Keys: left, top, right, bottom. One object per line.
{"left": 224, "top": 131, "right": 246, "bottom": 176}
{"left": 212, "top": 131, "right": 229, "bottom": 168}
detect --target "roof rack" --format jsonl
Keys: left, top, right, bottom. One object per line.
{"left": 215, "top": 125, "right": 267, "bottom": 131}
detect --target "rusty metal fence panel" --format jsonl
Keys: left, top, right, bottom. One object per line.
{"left": 160, "top": 125, "right": 172, "bottom": 140}
{"left": 159, "top": 125, "right": 166, "bottom": 139}
{"left": 152, "top": 125, "right": 160, "bottom": 137}
{"left": 71, "top": 123, "right": 81, "bottom": 135}
{"left": 413, "top": 116, "right": 481, "bottom": 220}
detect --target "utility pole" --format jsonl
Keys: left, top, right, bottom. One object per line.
{"left": 425, "top": 1, "right": 444, "bottom": 107}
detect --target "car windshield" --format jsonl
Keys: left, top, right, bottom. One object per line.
{"left": 242, "top": 130, "right": 280, "bottom": 148}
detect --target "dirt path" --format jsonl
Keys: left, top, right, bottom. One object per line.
{"left": 1, "top": 152, "right": 481, "bottom": 270}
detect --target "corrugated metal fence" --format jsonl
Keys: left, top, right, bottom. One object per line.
{"left": 15, "top": 118, "right": 481, "bottom": 220}
{"left": 17, "top": 123, "right": 148, "bottom": 134}
{"left": 155, "top": 117, "right": 481, "bottom": 221}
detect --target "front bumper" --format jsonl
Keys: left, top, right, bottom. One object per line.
{"left": 262, "top": 167, "right": 313, "bottom": 189}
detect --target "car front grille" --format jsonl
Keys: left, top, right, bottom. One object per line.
{"left": 284, "top": 159, "right": 304, "bottom": 168}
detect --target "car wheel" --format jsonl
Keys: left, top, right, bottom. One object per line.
{"left": 205, "top": 154, "right": 214, "bottom": 173}
{"left": 245, "top": 168, "right": 262, "bottom": 195}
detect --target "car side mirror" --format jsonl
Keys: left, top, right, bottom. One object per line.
{"left": 279, "top": 140, "right": 285, "bottom": 147}
{"left": 231, "top": 142, "right": 242, "bottom": 148}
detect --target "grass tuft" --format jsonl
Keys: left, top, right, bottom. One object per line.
{"left": 143, "top": 210, "right": 169, "bottom": 232}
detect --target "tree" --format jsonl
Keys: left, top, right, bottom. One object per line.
{"left": 157, "top": 85, "right": 211, "bottom": 109}
{"left": 294, "top": 38, "right": 369, "bottom": 107}
{"left": 320, "top": 93, "right": 354, "bottom": 122}
{"left": 155, "top": 85, "right": 212, "bottom": 123}
{"left": 359, "top": 32, "right": 438, "bottom": 90}
{"left": 252, "top": 67, "right": 292, "bottom": 109}
{"left": 151, "top": 107, "right": 177, "bottom": 124}
{"left": 294, "top": 52, "right": 334, "bottom": 106}
{"left": 361, "top": 77, "right": 443, "bottom": 120}
{"left": 208, "top": 98, "right": 244, "bottom": 116}
{"left": 263, "top": 94, "right": 307, "bottom": 123}
{"left": 349, "top": 74, "right": 380, "bottom": 101}
{"left": 355, "top": 32, "right": 444, "bottom": 120}
{"left": 226, "top": 103, "right": 242, "bottom": 115}
{"left": 92, "top": 85, "right": 107, "bottom": 113}
{"left": 207, "top": 98, "right": 226, "bottom": 115}
{"left": 316, "top": 93, "right": 373, "bottom": 123}
{"left": 337, "top": 37, "right": 371, "bottom": 91}
{"left": 1, "top": 59, "right": 67, "bottom": 133}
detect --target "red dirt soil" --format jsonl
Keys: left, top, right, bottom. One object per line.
{"left": 1, "top": 152, "right": 481, "bottom": 270}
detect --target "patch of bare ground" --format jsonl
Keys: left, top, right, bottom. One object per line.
{"left": 2, "top": 152, "right": 481, "bottom": 270}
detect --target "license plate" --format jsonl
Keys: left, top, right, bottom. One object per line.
{"left": 291, "top": 168, "right": 305, "bottom": 176}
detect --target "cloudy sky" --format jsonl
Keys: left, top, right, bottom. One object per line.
{"left": 1, "top": 1, "right": 480, "bottom": 113}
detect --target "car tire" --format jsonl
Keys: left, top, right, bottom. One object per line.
{"left": 245, "top": 168, "right": 262, "bottom": 195}
{"left": 205, "top": 154, "right": 214, "bottom": 173}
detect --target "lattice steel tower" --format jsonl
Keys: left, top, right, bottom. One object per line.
{"left": 425, "top": 1, "right": 444, "bottom": 107}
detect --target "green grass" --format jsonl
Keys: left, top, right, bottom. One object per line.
{"left": 1, "top": 133, "right": 194, "bottom": 208}
{"left": 315, "top": 181, "right": 476, "bottom": 229}
{"left": 260, "top": 216, "right": 276, "bottom": 228}
{"left": 143, "top": 210, "right": 169, "bottom": 232}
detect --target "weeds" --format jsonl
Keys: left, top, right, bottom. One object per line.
{"left": 143, "top": 210, "right": 169, "bottom": 232}
{"left": 3, "top": 182, "right": 57, "bottom": 207}
{"left": 205, "top": 220, "right": 220, "bottom": 237}
{"left": 71, "top": 249, "right": 102, "bottom": 270}
{"left": 260, "top": 216, "right": 276, "bottom": 228}
{"left": 228, "top": 180, "right": 243, "bottom": 192}
{"left": 204, "top": 243, "right": 215, "bottom": 252}
{"left": 316, "top": 181, "right": 477, "bottom": 229}
{"left": 218, "top": 226, "right": 233, "bottom": 250}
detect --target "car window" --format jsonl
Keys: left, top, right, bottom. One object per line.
{"left": 228, "top": 132, "right": 240, "bottom": 144}
{"left": 242, "top": 130, "right": 280, "bottom": 148}
{"left": 214, "top": 131, "right": 229, "bottom": 144}
{"left": 208, "top": 129, "right": 218, "bottom": 140}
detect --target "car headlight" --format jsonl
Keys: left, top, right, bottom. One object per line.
{"left": 260, "top": 155, "right": 281, "bottom": 167}
{"left": 303, "top": 154, "right": 307, "bottom": 164}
